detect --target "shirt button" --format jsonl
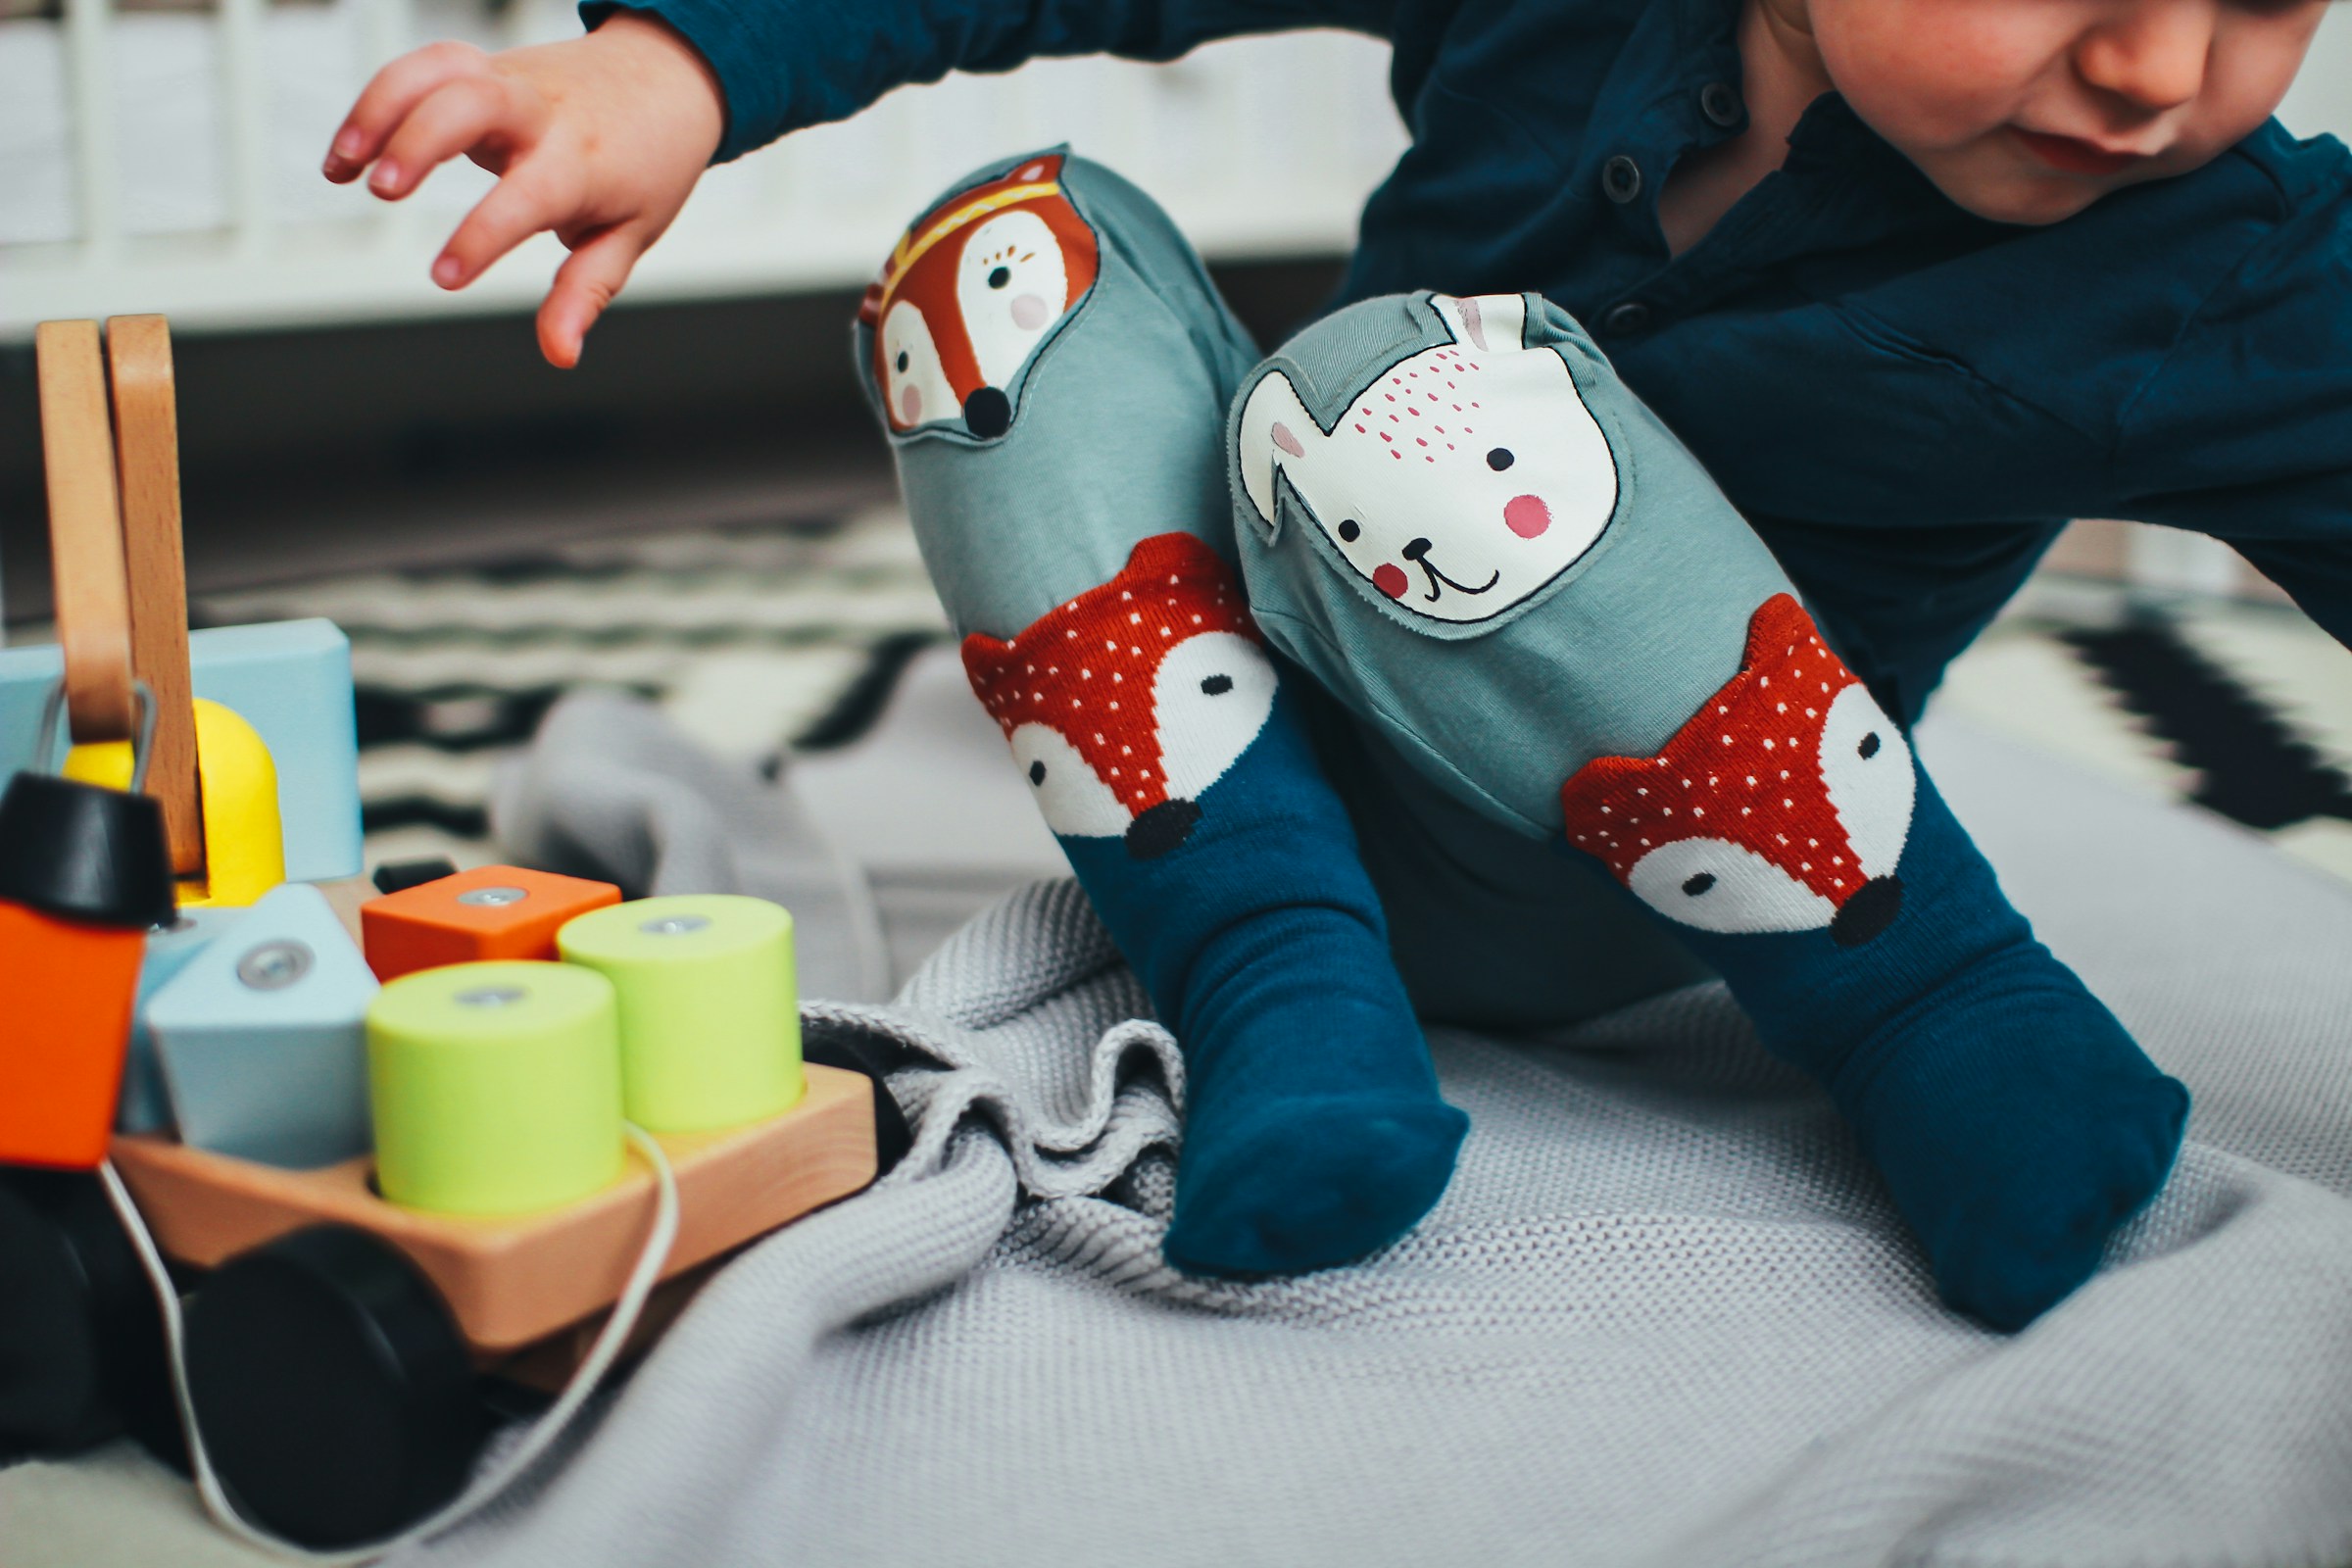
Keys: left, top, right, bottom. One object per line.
{"left": 1699, "top": 81, "right": 1742, "bottom": 128}
{"left": 1601, "top": 155, "right": 1642, "bottom": 204}
{"left": 1599, "top": 301, "right": 1652, "bottom": 336}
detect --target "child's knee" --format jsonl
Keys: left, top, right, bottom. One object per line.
{"left": 1225, "top": 289, "right": 1794, "bottom": 835}
{"left": 853, "top": 148, "right": 1258, "bottom": 637}
{"left": 853, "top": 147, "right": 1253, "bottom": 444}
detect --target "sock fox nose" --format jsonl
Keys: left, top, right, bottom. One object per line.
{"left": 1400, "top": 537, "right": 1432, "bottom": 562}
{"left": 962, "top": 386, "right": 1012, "bottom": 438}
{"left": 1125, "top": 799, "right": 1201, "bottom": 859}
{"left": 1831, "top": 876, "right": 1903, "bottom": 948}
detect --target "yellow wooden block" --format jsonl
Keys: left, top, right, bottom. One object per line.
{"left": 67, "top": 697, "right": 286, "bottom": 907}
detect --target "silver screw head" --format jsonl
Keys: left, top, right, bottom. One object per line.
{"left": 236, "top": 940, "right": 315, "bottom": 992}
{"left": 456, "top": 886, "right": 530, "bottom": 907}
{"left": 638, "top": 913, "right": 711, "bottom": 937}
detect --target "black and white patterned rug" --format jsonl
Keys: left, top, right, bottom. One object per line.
{"left": 189, "top": 508, "right": 2352, "bottom": 892}
{"left": 192, "top": 504, "right": 951, "bottom": 875}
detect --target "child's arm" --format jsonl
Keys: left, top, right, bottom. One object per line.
{"left": 325, "top": 0, "right": 1396, "bottom": 368}
{"left": 2110, "top": 207, "right": 2352, "bottom": 657}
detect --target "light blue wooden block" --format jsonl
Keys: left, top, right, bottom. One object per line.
{"left": 145, "top": 882, "right": 378, "bottom": 1169}
{"left": 0, "top": 618, "right": 360, "bottom": 883}
{"left": 120, "top": 906, "right": 249, "bottom": 1134}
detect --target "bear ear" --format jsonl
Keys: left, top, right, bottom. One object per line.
{"left": 1234, "top": 367, "right": 1319, "bottom": 531}
{"left": 1432, "top": 293, "right": 1529, "bottom": 355}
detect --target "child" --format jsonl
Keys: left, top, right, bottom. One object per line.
{"left": 325, "top": 0, "right": 2345, "bottom": 1328}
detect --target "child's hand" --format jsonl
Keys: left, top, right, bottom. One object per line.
{"left": 323, "top": 13, "right": 724, "bottom": 368}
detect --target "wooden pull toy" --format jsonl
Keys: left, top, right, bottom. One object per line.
{"left": 1, "top": 316, "right": 898, "bottom": 1558}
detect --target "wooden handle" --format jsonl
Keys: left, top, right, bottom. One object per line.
{"left": 35, "top": 319, "right": 135, "bottom": 745}
{"left": 108, "top": 315, "right": 205, "bottom": 877}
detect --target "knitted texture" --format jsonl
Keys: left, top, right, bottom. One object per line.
{"left": 411, "top": 710, "right": 2352, "bottom": 1568}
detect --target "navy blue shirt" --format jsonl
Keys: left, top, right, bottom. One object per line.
{"left": 596, "top": 0, "right": 2352, "bottom": 724}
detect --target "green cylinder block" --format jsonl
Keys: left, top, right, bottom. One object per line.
{"left": 367, "top": 960, "right": 624, "bottom": 1216}
{"left": 556, "top": 895, "right": 802, "bottom": 1134}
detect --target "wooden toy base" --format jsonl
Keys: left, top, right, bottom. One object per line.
{"left": 110, "top": 1064, "right": 877, "bottom": 1355}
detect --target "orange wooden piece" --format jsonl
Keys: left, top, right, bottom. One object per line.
{"left": 109, "top": 1063, "right": 877, "bottom": 1353}
{"left": 360, "top": 864, "right": 622, "bottom": 982}
{"left": 0, "top": 902, "right": 144, "bottom": 1169}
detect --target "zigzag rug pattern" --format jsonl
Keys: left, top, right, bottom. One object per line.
{"left": 189, "top": 506, "right": 950, "bottom": 871}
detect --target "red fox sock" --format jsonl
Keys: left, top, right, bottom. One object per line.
{"left": 1562, "top": 596, "right": 2187, "bottom": 1328}
{"left": 963, "top": 535, "right": 1468, "bottom": 1274}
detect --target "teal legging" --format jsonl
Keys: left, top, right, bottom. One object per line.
{"left": 856, "top": 148, "right": 1730, "bottom": 1030}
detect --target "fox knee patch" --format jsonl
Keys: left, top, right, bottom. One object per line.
{"left": 1559, "top": 594, "right": 1916, "bottom": 947}
{"left": 859, "top": 152, "right": 1101, "bottom": 439}
{"left": 961, "top": 534, "right": 1278, "bottom": 859}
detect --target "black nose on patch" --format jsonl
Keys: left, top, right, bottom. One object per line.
{"left": 1125, "top": 799, "right": 1200, "bottom": 860}
{"left": 1831, "top": 876, "right": 1903, "bottom": 948}
{"left": 962, "top": 386, "right": 1013, "bottom": 438}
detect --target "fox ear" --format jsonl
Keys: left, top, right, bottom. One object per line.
{"left": 1234, "top": 367, "right": 1320, "bottom": 532}
{"left": 1432, "top": 293, "right": 1529, "bottom": 355}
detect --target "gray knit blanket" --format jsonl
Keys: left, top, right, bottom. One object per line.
{"left": 411, "top": 693, "right": 2352, "bottom": 1568}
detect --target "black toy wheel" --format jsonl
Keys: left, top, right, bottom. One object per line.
{"left": 0, "top": 1166, "right": 176, "bottom": 1466}
{"left": 185, "top": 1225, "right": 481, "bottom": 1549}
{"left": 802, "top": 1035, "right": 912, "bottom": 1178}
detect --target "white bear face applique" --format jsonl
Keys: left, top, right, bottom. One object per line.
{"left": 1235, "top": 293, "right": 1620, "bottom": 625}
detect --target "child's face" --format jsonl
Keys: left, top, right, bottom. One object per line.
{"left": 1805, "top": 0, "right": 2328, "bottom": 223}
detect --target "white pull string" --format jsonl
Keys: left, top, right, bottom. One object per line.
{"left": 98, "top": 1124, "right": 680, "bottom": 1564}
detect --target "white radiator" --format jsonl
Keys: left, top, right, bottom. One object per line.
{"left": 0, "top": 0, "right": 1407, "bottom": 336}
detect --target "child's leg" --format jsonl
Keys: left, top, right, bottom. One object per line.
{"left": 1228, "top": 290, "right": 2187, "bottom": 1329}
{"left": 856, "top": 151, "right": 1465, "bottom": 1275}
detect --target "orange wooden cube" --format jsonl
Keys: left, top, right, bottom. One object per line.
{"left": 360, "top": 865, "right": 620, "bottom": 982}
{"left": 0, "top": 902, "right": 144, "bottom": 1168}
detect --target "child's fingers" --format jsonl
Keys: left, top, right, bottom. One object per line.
{"left": 368, "top": 74, "right": 525, "bottom": 201}
{"left": 324, "top": 40, "right": 489, "bottom": 182}
{"left": 536, "top": 224, "right": 648, "bottom": 368}
{"left": 433, "top": 159, "right": 578, "bottom": 288}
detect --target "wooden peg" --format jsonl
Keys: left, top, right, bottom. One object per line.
{"left": 107, "top": 315, "right": 205, "bottom": 878}
{"left": 35, "top": 320, "right": 135, "bottom": 745}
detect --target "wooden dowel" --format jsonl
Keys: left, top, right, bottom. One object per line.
{"left": 108, "top": 315, "right": 205, "bottom": 877}
{"left": 36, "top": 319, "right": 135, "bottom": 745}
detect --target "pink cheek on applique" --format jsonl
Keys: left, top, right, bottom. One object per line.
{"left": 1504, "top": 494, "right": 1550, "bottom": 538}
{"left": 899, "top": 384, "right": 922, "bottom": 425}
{"left": 1373, "top": 563, "right": 1410, "bottom": 599}
{"left": 1011, "top": 294, "right": 1050, "bottom": 330}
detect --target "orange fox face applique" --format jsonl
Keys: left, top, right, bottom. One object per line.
{"left": 858, "top": 153, "right": 1102, "bottom": 439}
{"left": 1559, "top": 594, "right": 1916, "bottom": 947}
{"left": 960, "top": 534, "right": 1278, "bottom": 859}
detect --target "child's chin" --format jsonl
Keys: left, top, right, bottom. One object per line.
{"left": 1917, "top": 154, "right": 2123, "bottom": 227}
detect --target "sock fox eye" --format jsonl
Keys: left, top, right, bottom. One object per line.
{"left": 1200, "top": 674, "right": 1234, "bottom": 696}
{"left": 988, "top": 267, "right": 1010, "bottom": 289}
{"left": 1338, "top": 519, "right": 1361, "bottom": 542}
{"left": 1029, "top": 760, "right": 1047, "bottom": 785}
{"left": 1682, "top": 872, "right": 1716, "bottom": 897}
{"left": 1858, "top": 732, "right": 1881, "bottom": 760}
{"left": 1486, "top": 448, "right": 1514, "bottom": 470}
{"left": 896, "top": 351, "right": 909, "bottom": 371}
